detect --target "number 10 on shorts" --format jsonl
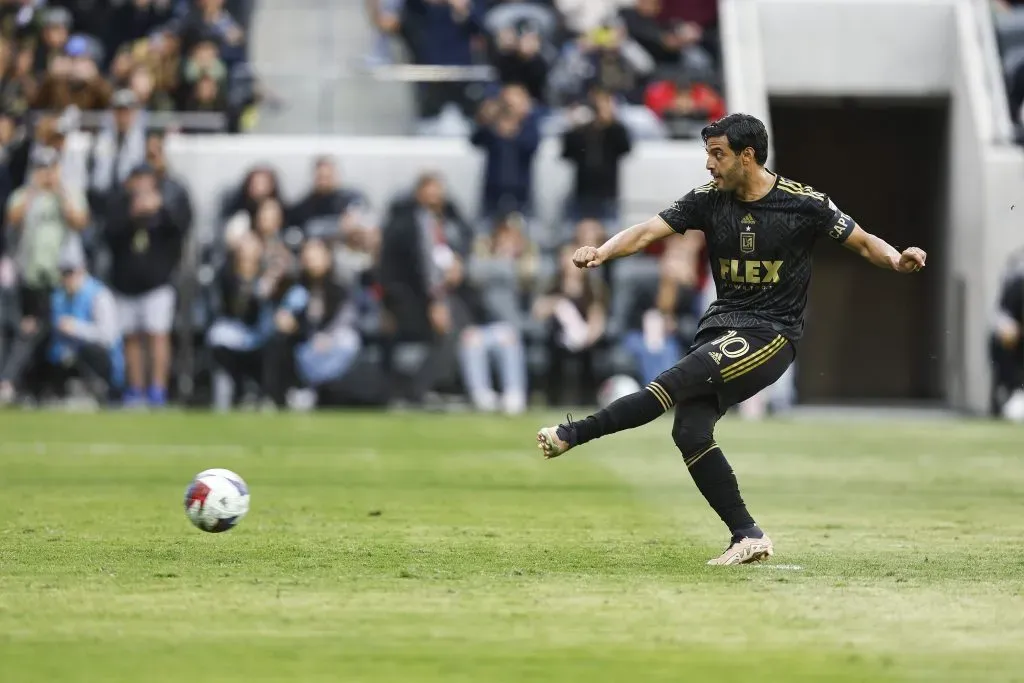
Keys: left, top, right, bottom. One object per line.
{"left": 709, "top": 330, "right": 750, "bottom": 359}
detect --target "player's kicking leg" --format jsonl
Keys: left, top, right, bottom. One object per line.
{"left": 537, "top": 328, "right": 791, "bottom": 565}
{"left": 536, "top": 349, "right": 711, "bottom": 459}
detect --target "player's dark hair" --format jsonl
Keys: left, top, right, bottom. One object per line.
{"left": 701, "top": 114, "right": 769, "bottom": 166}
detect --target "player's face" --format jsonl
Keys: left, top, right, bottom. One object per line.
{"left": 704, "top": 135, "right": 744, "bottom": 192}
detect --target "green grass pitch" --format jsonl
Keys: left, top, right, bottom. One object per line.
{"left": 2, "top": 411, "right": 1024, "bottom": 682}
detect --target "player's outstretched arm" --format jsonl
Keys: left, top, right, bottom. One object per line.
{"left": 842, "top": 225, "right": 927, "bottom": 274}
{"left": 572, "top": 216, "right": 674, "bottom": 269}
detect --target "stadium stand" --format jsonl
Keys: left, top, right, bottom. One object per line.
{"left": 3, "top": 0, "right": 1015, "bottom": 419}
{"left": 0, "top": 0, "right": 799, "bottom": 414}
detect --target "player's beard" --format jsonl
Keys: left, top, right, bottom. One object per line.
{"left": 716, "top": 166, "right": 741, "bottom": 193}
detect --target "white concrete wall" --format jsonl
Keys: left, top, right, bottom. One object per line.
{"left": 720, "top": 0, "right": 772, "bottom": 133}
{"left": 63, "top": 134, "right": 712, "bottom": 242}
{"left": 947, "top": 35, "right": 988, "bottom": 411}
{"left": 944, "top": 0, "right": 1019, "bottom": 413}
{"left": 757, "top": 0, "right": 956, "bottom": 96}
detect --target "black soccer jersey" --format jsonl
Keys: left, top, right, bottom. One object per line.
{"left": 658, "top": 174, "right": 856, "bottom": 342}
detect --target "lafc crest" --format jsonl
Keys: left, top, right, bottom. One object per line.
{"left": 740, "top": 232, "right": 755, "bottom": 254}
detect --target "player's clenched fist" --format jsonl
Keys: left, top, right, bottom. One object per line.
{"left": 896, "top": 247, "right": 927, "bottom": 274}
{"left": 572, "top": 246, "right": 604, "bottom": 269}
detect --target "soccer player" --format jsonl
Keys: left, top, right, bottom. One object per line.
{"left": 536, "top": 114, "right": 927, "bottom": 566}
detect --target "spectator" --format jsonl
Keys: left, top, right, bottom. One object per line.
{"left": 457, "top": 299, "right": 528, "bottom": 414}
{"left": 288, "top": 157, "right": 367, "bottom": 236}
{"left": 336, "top": 205, "right": 382, "bottom": 291}
{"left": 206, "top": 231, "right": 293, "bottom": 411}
{"left": 133, "top": 25, "right": 183, "bottom": 109}
{"left": 493, "top": 21, "right": 549, "bottom": 103}
{"left": 291, "top": 238, "right": 363, "bottom": 401}
{"left": 207, "top": 230, "right": 262, "bottom": 410}
{"left": 33, "top": 35, "right": 113, "bottom": 111}
{"left": 56, "top": 0, "right": 113, "bottom": 42}
{"left": 460, "top": 212, "right": 534, "bottom": 413}
{"left": 0, "top": 39, "right": 37, "bottom": 117}
{"left": 365, "top": 0, "right": 405, "bottom": 65}
{"left": 549, "top": 19, "right": 651, "bottom": 106}
{"left": 109, "top": 45, "right": 135, "bottom": 89}
{"left": 106, "top": 0, "right": 173, "bottom": 62}
{"left": 991, "top": 268, "right": 1024, "bottom": 420}
{"left": 144, "top": 130, "right": 193, "bottom": 232}
{"left": 561, "top": 86, "right": 631, "bottom": 225}
{"left": 33, "top": 6, "right": 71, "bottom": 77}
{"left": 221, "top": 166, "right": 282, "bottom": 246}
{"left": 181, "top": 33, "right": 227, "bottom": 104}
{"left": 45, "top": 234, "right": 123, "bottom": 403}
{"left": 556, "top": 0, "right": 630, "bottom": 37}
{"left": 620, "top": 0, "right": 691, "bottom": 66}
{"left": 252, "top": 197, "right": 295, "bottom": 260}
{"left": 179, "top": 0, "right": 246, "bottom": 68}
{"left": 380, "top": 172, "right": 473, "bottom": 406}
{"left": 470, "top": 83, "right": 541, "bottom": 221}
{"left": 643, "top": 73, "right": 725, "bottom": 139}
{"left": 0, "top": 109, "right": 27, "bottom": 217}
{"left": 401, "top": 0, "right": 485, "bottom": 118}
{"left": 533, "top": 242, "right": 608, "bottom": 405}
{"left": 258, "top": 281, "right": 306, "bottom": 410}
{"left": 619, "top": 0, "right": 714, "bottom": 77}
{"left": 621, "top": 233, "right": 699, "bottom": 384}
{"left": 657, "top": 0, "right": 718, "bottom": 63}
{"left": 184, "top": 71, "right": 226, "bottom": 112}
{"left": 0, "top": 2, "right": 39, "bottom": 44}
{"left": 30, "top": 111, "right": 69, "bottom": 167}
{"left": 131, "top": 63, "right": 173, "bottom": 111}
{"left": 471, "top": 210, "right": 540, "bottom": 322}
{"left": 87, "top": 89, "right": 146, "bottom": 214}
{"left": 104, "top": 163, "right": 189, "bottom": 407}
{"left": 0, "top": 145, "right": 89, "bottom": 404}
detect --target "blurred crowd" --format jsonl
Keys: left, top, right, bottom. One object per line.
{"left": 0, "top": 124, "right": 191, "bottom": 408}
{"left": 367, "top": 0, "right": 725, "bottom": 141}
{"left": 0, "top": 0, "right": 801, "bottom": 415}
{"left": 0, "top": 138, "right": 778, "bottom": 415}
{"left": 0, "top": 0, "right": 261, "bottom": 133}
{"left": 185, "top": 155, "right": 739, "bottom": 414}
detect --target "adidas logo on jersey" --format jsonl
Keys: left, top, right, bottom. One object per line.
{"left": 740, "top": 213, "right": 756, "bottom": 225}
{"left": 709, "top": 351, "right": 723, "bottom": 365}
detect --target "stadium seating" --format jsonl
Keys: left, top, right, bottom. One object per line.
{"left": 0, "top": 0, "right": 775, "bottom": 413}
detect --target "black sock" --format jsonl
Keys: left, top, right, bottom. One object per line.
{"left": 559, "top": 383, "right": 671, "bottom": 446}
{"left": 685, "top": 443, "right": 756, "bottom": 534}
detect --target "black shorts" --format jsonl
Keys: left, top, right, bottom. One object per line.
{"left": 694, "top": 327, "right": 795, "bottom": 410}
{"left": 652, "top": 327, "right": 795, "bottom": 414}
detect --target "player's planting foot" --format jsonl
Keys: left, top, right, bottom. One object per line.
{"left": 706, "top": 532, "right": 773, "bottom": 565}
{"left": 537, "top": 416, "right": 577, "bottom": 459}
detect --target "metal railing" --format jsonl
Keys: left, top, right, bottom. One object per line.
{"left": 252, "top": 63, "right": 500, "bottom": 135}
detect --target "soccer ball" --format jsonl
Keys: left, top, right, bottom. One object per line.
{"left": 598, "top": 374, "right": 642, "bottom": 409}
{"left": 184, "top": 468, "right": 250, "bottom": 533}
